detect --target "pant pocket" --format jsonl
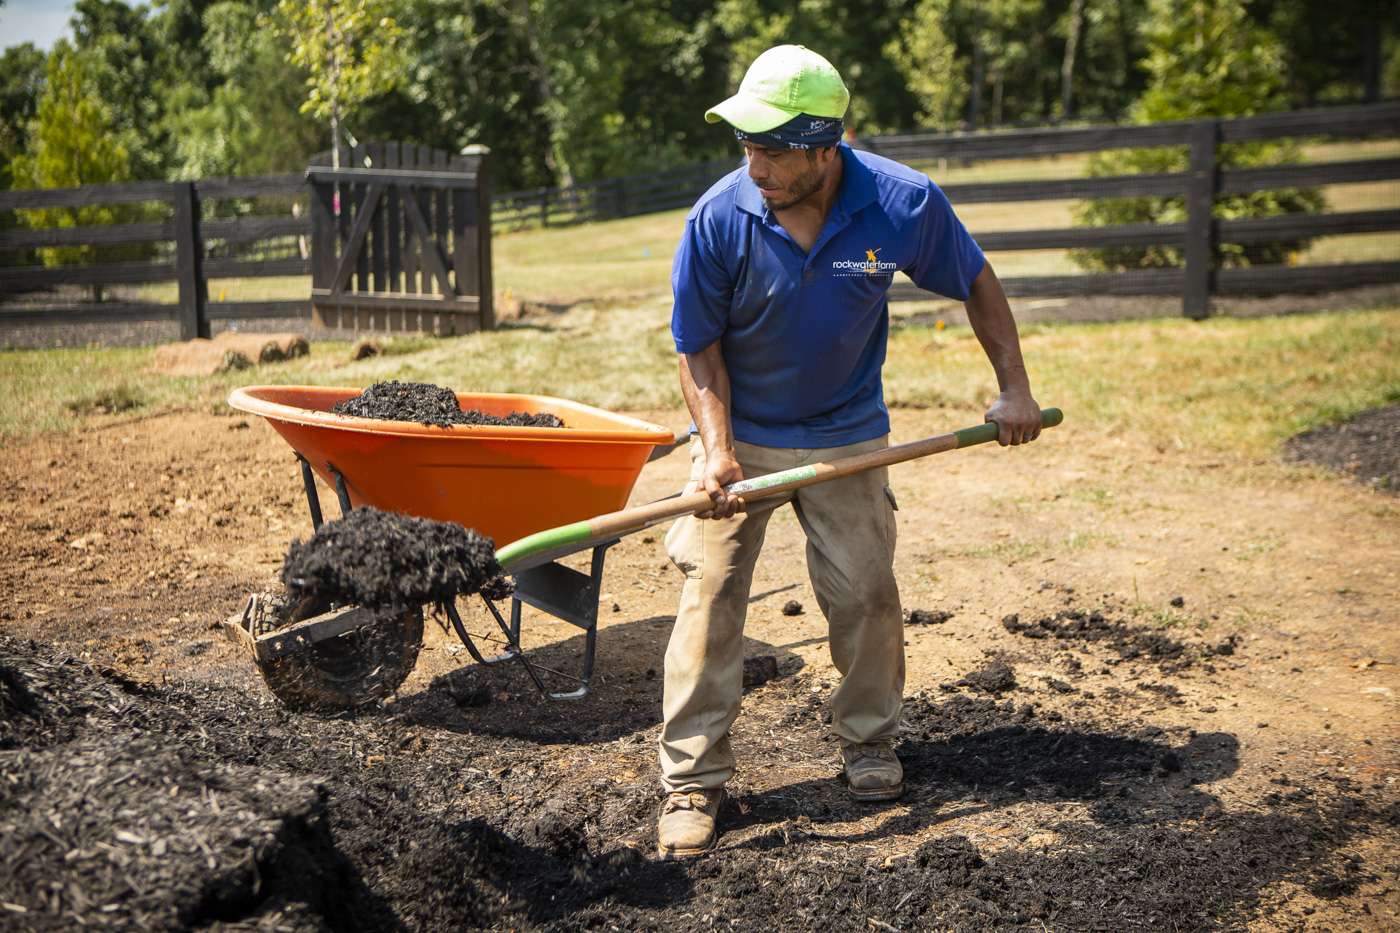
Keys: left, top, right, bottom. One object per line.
{"left": 665, "top": 514, "right": 704, "bottom": 579}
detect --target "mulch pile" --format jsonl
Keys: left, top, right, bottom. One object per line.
{"left": 1001, "top": 608, "right": 1238, "bottom": 672}
{"left": 1285, "top": 403, "right": 1400, "bottom": 494}
{"left": 282, "top": 507, "right": 506, "bottom": 609}
{"left": 331, "top": 381, "right": 565, "bottom": 429}
{"left": 0, "top": 613, "right": 1391, "bottom": 931}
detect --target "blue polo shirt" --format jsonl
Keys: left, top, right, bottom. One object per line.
{"left": 671, "top": 143, "right": 985, "bottom": 448}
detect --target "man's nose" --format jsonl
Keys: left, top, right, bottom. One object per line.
{"left": 746, "top": 158, "right": 768, "bottom": 184}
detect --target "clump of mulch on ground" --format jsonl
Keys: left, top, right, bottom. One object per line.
{"left": 781, "top": 600, "right": 804, "bottom": 616}
{"left": 1001, "top": 608, "right": 1237, "bottom": 671}
{"left": 1284, "top": 404, "right": 1400, "bottom": 494}
{"left": 331, "top": 380, "right": 565, "bottom": 429}
{"left": 906, "top": 608, "right": 954, "bottom": 626}
{"left": 282, "top": 507, "right": 503, "bottom": 609}
{"left": 954, "top": 660, "right": 1018, "bottom": 694}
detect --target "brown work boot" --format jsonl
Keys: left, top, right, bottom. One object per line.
{"left": 841, "top": 741, "right": 904, "bottom": 802}
{"left": 656, "top": 788, "right": 725, "bottom": 859}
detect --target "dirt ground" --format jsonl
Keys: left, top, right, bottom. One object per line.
{"left": 1, "top": 404, "right": 1398, "bottom": 930}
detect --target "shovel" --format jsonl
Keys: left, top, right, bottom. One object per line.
{"left": 497, "top": 407, "right": 1064, "bottom": 572}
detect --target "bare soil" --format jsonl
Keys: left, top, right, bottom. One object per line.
{"left": 1, "top": 406, "right": 1397, "bottom": 931}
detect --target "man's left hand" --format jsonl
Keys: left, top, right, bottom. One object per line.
{"left": 985, "top": 389, "right": 1043, "bottom": 446}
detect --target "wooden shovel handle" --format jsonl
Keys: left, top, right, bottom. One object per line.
{"left": 495, "top": 408, "right": 1062, "bottom": 572}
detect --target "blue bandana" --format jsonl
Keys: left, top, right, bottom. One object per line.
{"left": 733, "top": 113, "right": 844, "bottom": 150}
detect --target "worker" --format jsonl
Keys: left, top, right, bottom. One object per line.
{"left": 658, "top": 45, "right": 1045, "bottom": 858}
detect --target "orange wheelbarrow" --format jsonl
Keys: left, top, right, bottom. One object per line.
{"left": 225, "top": 385, "right": 682, "bottom": 710}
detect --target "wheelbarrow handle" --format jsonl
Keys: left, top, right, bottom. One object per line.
{"left": 495, "top": 408, "right": 1063, "bottom": 573}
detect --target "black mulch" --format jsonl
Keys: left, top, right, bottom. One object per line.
{"left": 282, "top": 508, "right": 504, "bottom": 610}
{"left": 1284, "top": 403, "right": 1400, "bottom": 494}
{"left": 330, "top": 381, "right": 565, "bottom": 429}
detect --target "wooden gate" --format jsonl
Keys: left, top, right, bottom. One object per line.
{"left": 307, "top": 142, "right": 493, "bottom": 335}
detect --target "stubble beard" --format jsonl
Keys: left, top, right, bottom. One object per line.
{"left": 762, "top": 162, "right": 825, "bottom": 212}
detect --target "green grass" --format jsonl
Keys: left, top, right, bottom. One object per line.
{"left": 4, "top": 302, "right": 1397, "bottom": 461}
{"left": 885, "top": 307, "right": 1400, "bottom": 456}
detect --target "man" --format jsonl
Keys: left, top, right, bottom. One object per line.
{"left": 658, "top": 45, "right": 1044, "bottom": 859}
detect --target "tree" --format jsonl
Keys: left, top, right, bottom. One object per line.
{"left": 274, "top": 0, "right": 408, "bottom": 170}
{"left": 165, "top": 1, "right": 322, "bottom": 177}
{"left": 885, "top": 0, "right": 966, "bottom": 131}
{"left": 11, "top": 42, "right": 137, "bottom": 299}
{"left": 1072, "top": 0, "right": 1323, "bottom": 271}
{"left": 70, "top": 0, "right": 168, "bottom": 178}
{"left": 0, "top": 42, "right": 47, "bottom": 190}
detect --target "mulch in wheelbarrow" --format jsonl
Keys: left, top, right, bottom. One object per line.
{"left": 282, "top": 507, "right": 509, "bottom": 609}
{"left": 331, "top": 380, "right": 565, "bottom": 429}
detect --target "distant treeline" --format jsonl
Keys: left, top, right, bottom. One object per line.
{"left": 1, "top": 0, "right": 1398, "bottom": 194}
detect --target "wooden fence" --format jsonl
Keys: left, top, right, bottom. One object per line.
{"left": 485, "top": 100, "right": 1400, "bottom": 318}
{"left": 492, "top": 158, "right": 737, "bottom": 231}
{"left": 307, "top": 143, "right": 493, "bottom": 335}
{"left": 865, "top": 100, "right": 1400, "bottom": 317}
{"left": 1, "top": 101, "right": 1397, "bottom": 334}
{"left": 0, "top": 175, "right": 310, "bottom": 338}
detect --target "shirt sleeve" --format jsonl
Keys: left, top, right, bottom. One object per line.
{"left": 670, "top": 215, "right": 733, "bottom": 353}
{"left": 903, "top": 181, "right": 986, "bottom": 301}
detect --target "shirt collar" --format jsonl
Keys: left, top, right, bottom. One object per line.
{"left": 734, "top": 143, "right": 879, "bottom": 221}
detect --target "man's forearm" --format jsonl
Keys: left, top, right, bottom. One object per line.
{"left": 964, "top": 262, "right": 1032, "bottom": 395}
{"left": 679, "top": 342, "right": 735, "bottom": 455}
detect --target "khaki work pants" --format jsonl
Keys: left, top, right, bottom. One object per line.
{"left": 659, "top": 435, "right": 905, "bottom": 792}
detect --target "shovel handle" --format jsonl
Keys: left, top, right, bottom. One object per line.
{"left": 496, "top": 407, "right": 1063, "bottom": 571}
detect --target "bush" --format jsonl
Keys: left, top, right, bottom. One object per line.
{"left": 1071, "top": 0, "right": 1324, "bottom": 272}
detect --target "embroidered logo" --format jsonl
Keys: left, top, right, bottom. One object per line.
{"left": 832, "top": 247, "right": 897, "bottom": 276}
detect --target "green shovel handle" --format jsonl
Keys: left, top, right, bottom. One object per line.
{"left": 953, "top": 407, "right": 1063, "bottom": 448}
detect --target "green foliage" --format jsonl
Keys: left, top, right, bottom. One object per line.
{"left": 0, "top": 42, "right": 47, "bottom": 190}
{"left": 885, "top": 0, "right": 966, "bottom": 131}
{"left": 274, "top": 0, "right": 409, "bottom": 158}
{"left": 70, "top": 0, "right": 168, "bottom": 178}
{"left": 1, "top": 0, "right": 1394, "bottom": 196}
{"left": 1072, "top": 0, "right": 1325, "bottom": 272}
{"left": 165, "top": 1, "right": 323, "bottom": 177}
{"left": 10, "top": 43, "right": 141, "bottom": 278}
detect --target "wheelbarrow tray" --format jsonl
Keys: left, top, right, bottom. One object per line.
{"left": 228, "top": 385, "right": 676, "bottom": 547}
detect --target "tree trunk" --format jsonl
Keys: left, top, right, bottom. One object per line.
{"left": 969, "top": 40, "right": 984, "bottom": 127}
{"left": 992, "top": 66, "right": 1004, "bottom": 126}
{"left": 1060, "top": 0, "right": 1085, "bottom": 120}
{"left": 1363, "top": 24, "right": 1382, "bottom": 102}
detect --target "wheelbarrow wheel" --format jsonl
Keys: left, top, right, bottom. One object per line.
{"left": 255, "top": 596, "right": 424, "bottom": 712}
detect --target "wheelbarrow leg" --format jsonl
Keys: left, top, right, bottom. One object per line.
{"left": 294, "top": 456, "right": 353, "bottom": 527}
{"left": 441, "top": 540, "right": 615, "bottom": 700}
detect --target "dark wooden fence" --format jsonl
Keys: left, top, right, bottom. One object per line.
{"left": 0, "top": 143, "right": 492, "bottom": 338}
{"left": 307, "top": 143, "right": 493, "bottom": 335}
{"left": 0, "top": 174, "right": 310, "bottom": 338}
{"left": 485, "top": 100, "right": 1400, "bottom": 319}
{"left": 493, "top": 158, "right": 736, "bottom": 231}
{"left": 866, "top": 100, "right": 1400, "bottom": 317}
{"left": 2, "top": 102, "right": 1396, "bottom": 335}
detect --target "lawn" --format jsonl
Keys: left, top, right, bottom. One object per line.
{"left": 4, "top": 301, "right": 1397, "bottom": 460}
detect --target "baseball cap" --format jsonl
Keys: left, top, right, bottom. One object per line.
{"left": 705, "top": 45, "right": 850, "bottom": 133}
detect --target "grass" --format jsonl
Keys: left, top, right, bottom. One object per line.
{"left": 883, "top": 308, "right": 1400, "bottom": 456}
{"left": 3, "top": 299, "right": 1397, "bottom": 459}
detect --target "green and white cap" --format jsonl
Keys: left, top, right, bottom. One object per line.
{"left": 705, "top": 45, "right": 850, "bottom": 133}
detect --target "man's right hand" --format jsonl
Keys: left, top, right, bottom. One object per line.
{"left": 697, "top": 450, "right": 744, "bottom": 519}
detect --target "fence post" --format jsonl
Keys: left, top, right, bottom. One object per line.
{"left": 172, "top": 181, "right": 209, "bottom": 340}
{"left": 475, "top": 149, "right": 495, "bottom": 330}
{"left": 1182, "top": 119, "right": 1219, "bottom": 320}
